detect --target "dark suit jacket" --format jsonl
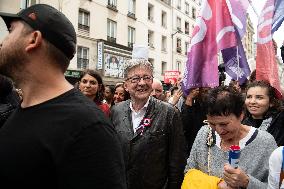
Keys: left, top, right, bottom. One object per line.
{"left": 111, "top": 97, "right": 186, "bottom": 189}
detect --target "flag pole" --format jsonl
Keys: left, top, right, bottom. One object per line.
{"left": 236, "top": 45, "right": 240, "bottom": 81}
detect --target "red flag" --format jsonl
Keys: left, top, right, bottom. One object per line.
{"left": 256, "top": 0, "right": 282, "bottom": 98}
{"left": 182, "top": 0, "right": 237, "bottom": 95}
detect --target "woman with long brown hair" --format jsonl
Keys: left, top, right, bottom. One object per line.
{"left": 79, "top": 69, "right": 110, "bottom": 117}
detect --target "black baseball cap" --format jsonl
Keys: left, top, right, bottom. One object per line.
{"left": 0, "top": 4, "right": 77, "bottom": 60}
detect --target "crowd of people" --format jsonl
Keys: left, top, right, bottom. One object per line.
{"left": 0, "top": 3, "right": 284, "bottom": 189}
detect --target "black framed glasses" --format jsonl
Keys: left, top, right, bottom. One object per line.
{"left": 126, "top": 75, "right": 153, "bottom": 83}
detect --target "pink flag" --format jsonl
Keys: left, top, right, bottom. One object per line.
{"left": 256, "top": 0, "right": 282, "bottom": 98}
{"left": 182, "top": 0, "right": 237, "bottom": 95}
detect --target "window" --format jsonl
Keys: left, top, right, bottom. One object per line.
{"left": 161, "top": 36, "right": 167, "bottom": 52}
{"left": 107, "top": 19, "right": 117, "bottom": 43}
{"left": 185, "top": 42, "right": 189, "bottom": 55}
{"left": 107, "top": 0, "right": 117, "bottom": 11}
{"left": 161, "top": 11, "right": 167, "bottom": 28}
{"left": 176, "top": 17, "right": 181, "bottom": 31}
{"left": 77, "top": 46, "right": 89, "bottom": 69}
{"left": 176, "top": 38, "right": 182, "bottom": 53}
{"left": 148, "top": 30, "right": 154, "bottom": 48}
{"left": 26, "top": 0, "right": 37, "bottom": 7}
{"left": 108, "top": 0, "right": 117, "bottom": 7}
{"left": 128, "top": 0, "right": 136, "bottom": 18}
{"left": 128, "top": 26, "right": 135, "bottom": 48}
{"left": 78, "top": 9, "right": 90, "bottom": 31}
{"left": 148, "top": 4, "right": 154, "bottom": 22}
{"left": 177, "top": 61, "right": 181, "bottom": 72}
{"left": 185, "top": 2, "right": 189, "bottom": 15}
{"left": 177, "top": 0, "right": 181, "bottom": 9}
{"left": 162, "top": 61, "right": 167, "bottom": 75}
{"left": 185, "top": 22, "right": 189, "bottom": 35}
{"left": 192, "top": 7, "right": 196, "bottom": 19}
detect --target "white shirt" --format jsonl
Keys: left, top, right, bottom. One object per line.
{"left": 268, "top": 146, "right": 284, "bottom": 189}
{"left": 215, "top": 126, "right": 256, "bottom": 149}
{"left": 130, "top": 98, "right": 150, "bottom": 132}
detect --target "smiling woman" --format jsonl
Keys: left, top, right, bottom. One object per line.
{"left": 184, "top": 85, "right": 277, "bottom": 189}
{"left": 243, "top": 80, "right": 284, "bottom": 146}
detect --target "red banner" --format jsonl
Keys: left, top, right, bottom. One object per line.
{"left": 164, "top": 71, "right": 180, "bottom": 84}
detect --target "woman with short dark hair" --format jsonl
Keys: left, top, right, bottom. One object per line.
{"left": 185, "top": 86, "right": 277, "bottom": 189}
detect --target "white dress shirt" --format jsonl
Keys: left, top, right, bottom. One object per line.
{"left": 215, "top": 126, "right": 256, "bottom": 149}
{"left": 130, "top": 98, "right": 150, "bottom": 132}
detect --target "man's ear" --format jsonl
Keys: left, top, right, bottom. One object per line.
{"left": 25, "top": 31, "right": 42, "bottom": 52}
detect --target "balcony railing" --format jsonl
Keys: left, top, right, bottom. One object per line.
{"left": 78, "top": 23, "right": 90, "bottom": 31}
{"left": 107, "top": 36, "right": 117, "bottom": 43}
{"left": 127, "top": 12, "right": 136, "bottom": 19}
{"left": 148, "top": 43, "right": 154, "bottom": 48}
{"left": 77, "top": 58, "right": 89, "bottom": 69}
{"left": 177, "top": 46, "right": 182, "bottom": 53}
{"left": 107, "top": 1, "right": 118, "bottom": 12}
{"left": 128, "top": 42, "right": 134, "bottom": 48}
{"left": 185, "top": 28, "right": 189, "bottom": 35}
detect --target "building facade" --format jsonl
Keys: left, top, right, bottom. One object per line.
{"left": 0, "top": 0, "right": 256, "bottom": 86}
{"left": 243, "top": 15, "right": 255, "bottom": 62}
{"left": 146, "top": 0, "right": 201, "bottom": 81}
{"left": 171, "top": 0, "right": 200, "bottom": 77}
{"left": 0, "top": 0, "right": 200, "bottom": 84}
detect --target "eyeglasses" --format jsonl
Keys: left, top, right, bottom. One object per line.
{"left": 126, "top": 75, "right": 153, "bottom": 83}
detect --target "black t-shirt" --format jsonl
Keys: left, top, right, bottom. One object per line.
{"left": 0, "top": 89, "right": 126, "bottom": 189}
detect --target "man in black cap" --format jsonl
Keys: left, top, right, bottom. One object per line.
{"left": 0, "top": 4, "right": 126, "bottom": 189}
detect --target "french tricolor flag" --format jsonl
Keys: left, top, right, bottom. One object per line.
{"left": 256, "top": 0, "right": 284, "bottom": 98}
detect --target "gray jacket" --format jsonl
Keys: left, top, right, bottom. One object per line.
{"left": 185, "top": 126, "right": 277, "bottom": 189}
{"left": 111, "top": 97, "right": 187, "bottom": 189}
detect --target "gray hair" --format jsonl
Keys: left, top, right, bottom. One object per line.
{"left": 153, "top": 78, "right": 163, "bottom": 87}
{"left": 124, "top": 59, "right": 154, "bottom": 77}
